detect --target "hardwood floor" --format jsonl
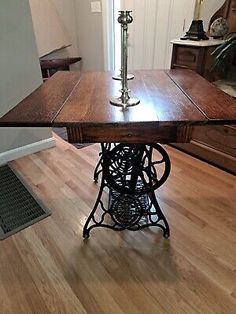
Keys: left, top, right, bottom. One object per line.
{"left": 1, "top": 134, "right": 236, "bottom": 314}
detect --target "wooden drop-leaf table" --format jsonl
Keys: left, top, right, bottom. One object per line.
{"left": 0, "top": 70, "right": 235, "bottom": 238}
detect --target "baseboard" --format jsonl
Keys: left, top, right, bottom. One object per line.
{"left": 0, "top": 137, "right": 56, "bottom": 166}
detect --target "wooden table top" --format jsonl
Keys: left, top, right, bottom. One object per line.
{"left": 0, "top": 69, "right": 235, "bottom": 143}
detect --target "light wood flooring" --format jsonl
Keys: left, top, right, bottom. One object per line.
{"left": 0, "top": 134, "right": 236, "bottom": 314}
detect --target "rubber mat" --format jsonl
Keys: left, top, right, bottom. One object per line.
{"left": 0, "top": 165, "right": 51, "bottom": 240}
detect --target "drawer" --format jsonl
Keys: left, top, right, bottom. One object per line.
{"left": 192, "top": 125, "right": 236, "bottom": 157}
{"left": 66, "top": 124, "right": 192, "bottom": 144}
{"left": 175, "top": 47, "right": 199, "bottom": 69}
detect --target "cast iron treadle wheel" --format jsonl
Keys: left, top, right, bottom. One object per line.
{"left": 83, "top": 143, "right": 171, "bottom": 238}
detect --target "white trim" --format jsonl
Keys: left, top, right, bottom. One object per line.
{"left": 102, "top": 0, "right": 114, "bottom": 70}
{"left": 0, "top": 137, "right": 56, "bottom": 166}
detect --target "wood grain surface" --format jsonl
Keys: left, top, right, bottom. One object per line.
{"left": 0, "top": 72, "right": 81, "bottom": 126}
{"left": 0, "top": 70, "right": 234, "bottom": 128}
{"left": 54, "top": 71, "right": 207, "bottom": 126}
{"left": 66, "top": 123, "right": 193, "bottom": 144}
{"left": 1, "top": 134, "right": 235, "bottom": 314}
{"left": 166, "top": 69, "right": 236, "bottom": 122}
{"left": 0, "top": 69, "right": 235, "bottom": 144}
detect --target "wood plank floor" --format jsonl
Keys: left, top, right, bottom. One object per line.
{"left": 1, "top": 134, "right": 236, "bottom": 314}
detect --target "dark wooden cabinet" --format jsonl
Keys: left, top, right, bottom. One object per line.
{"left": 170, "top": 39, "right": 236, "bottom": 173}
{"left": 170, "top": 0, "right": 236, "bottom": 174}
{"left": 172, "top": 125, "right": 236, "bottom": 174}
{"left": 170, "top": 40, "right": 223, "bottom": 81}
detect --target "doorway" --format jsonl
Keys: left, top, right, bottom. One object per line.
{"left": 103, "top": 0, "right": 196, "bottom": 71}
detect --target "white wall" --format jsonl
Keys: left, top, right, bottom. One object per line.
{"left": 29, "top": 0, "right": 79, "bottom": 59}
{"left": 30, "top": 0, "right": 226, "bottom": 71}
{"left": 29, "top": 0, "right": 71, "bottom": 57}
{"left": 0, "top": 0, "right": 52, "bottom": 155}
{"left": 50, "top": 0, "right": 79, "bottom": 57}
{"left": 74, "top": 0, "right": 104, "bottom": 71}
{"left": 30, "top": 0, "right": 104, "bottom": 71}
{"left": 51, "top": 0, "right": 104, "bottom": 71}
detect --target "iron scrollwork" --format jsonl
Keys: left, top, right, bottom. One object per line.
{"left": 84, "top": 143, "right": 171, "bottom": 238}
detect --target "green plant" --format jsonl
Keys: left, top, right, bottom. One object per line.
{"left": 211, "top": 33, "right": 236, "bottom": 78}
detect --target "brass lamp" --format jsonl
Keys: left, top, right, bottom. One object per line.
{"left": 194, "top": 0, "right": 204, "bottom": 20}
{"left": 181, "top": 0, "right": 208, "bottom": 40}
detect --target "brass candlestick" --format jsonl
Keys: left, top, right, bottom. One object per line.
{"left": 112, "top": 24, "right": 134, "bottom": 82}
{"left": 110, "top": 11, "right": 140, "bottom": 110}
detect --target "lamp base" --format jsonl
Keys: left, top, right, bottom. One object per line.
{"left": 181, "top": 20, "right": 209, "bottom": 41}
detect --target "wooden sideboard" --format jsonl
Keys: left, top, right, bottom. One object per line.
{"left": 170, "top": 39, "right": 224, "bottom": 82}
{"left": 169, "top": 63, "right": 236, "bottom": 173}
{"left": 171, "top": 124, "right": 236, "bottom": 174}
{"left": 170, "top": 0, "right": 236, "bottom": 174}
{"left": 170, "top": 40, "right": 236, "bottom": 174}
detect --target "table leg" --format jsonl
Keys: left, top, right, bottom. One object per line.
{"left": 93, "top": 143, "right": 111, "bottom": 183}
{"left": 83, "top": 143, "right": 171, "bottom": 239}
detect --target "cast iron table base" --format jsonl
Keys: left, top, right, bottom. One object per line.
{"left": 83, "top": 143, "right": 171, "bottom": 239}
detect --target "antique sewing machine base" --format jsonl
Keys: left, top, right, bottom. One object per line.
{"left": 83, "top": 143, "right": 171, "bottom": 239}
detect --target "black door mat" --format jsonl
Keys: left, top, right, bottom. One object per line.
{"left": 0, "top": 165, "right": 51, "bottom": 240}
